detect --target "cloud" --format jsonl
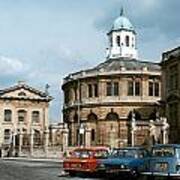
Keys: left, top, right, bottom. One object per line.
{"left": 94, "top": 0, "right": 180, "bottom": 39}
{"left": 0, "top": 55, "right": 27, "bottom": 75}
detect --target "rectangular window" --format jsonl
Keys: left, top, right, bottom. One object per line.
{"left": 94, "top": 84, "right": 98, "bottom": 97}
{"left": 128, "top": 81, "right": 133, "bottom": 96}
{"left": 149, "top": 82, "right": 154, "bottom": 96}
{"left": 106, "top": 82, "right": 112, "bottom": 96}
{"left": 32, "top": 111, "right": 40, "bottom": 123}
{"left": 4, "top": 129, "right": 11, "bottom": 143}
{"left": 135, "top": 81, "right": 140, "bottom": 96}
{"left": 114, "top": 82, "right": 119, "bottom": 96}
{"left": 4, "top": 109, "right": 12, "bottom": 122}
{"left": 88, "top": 84, "right": 93, "bottom": 97}
{"left": 155, "top": 82, "right": 159, "bottom": 97}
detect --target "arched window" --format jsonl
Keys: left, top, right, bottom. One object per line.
{"left": 87, "top": 112, "right": 98, "bottom": 121}
{"left": 116, "top": 36, "right": 121, "bottom": 46}
{"left": 106, "top": 112, "right": 119, "bottom": 121}
{"left": 4, "top": 109, "right": 12, "bottom": 122}
{"left": 18, "top": 110, "right": 27, "bottom": 122}
{"left": 32, "top": 111, "right": 40, "bottom": 123}
{"left": 125, "top": 35, "right": 130, "bottom": 47}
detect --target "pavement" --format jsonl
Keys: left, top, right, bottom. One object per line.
{"left": 2, "top": 156, "right": 63, "bottom": 164}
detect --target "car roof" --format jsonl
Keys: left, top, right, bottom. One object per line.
{"left": 113, "top": 146, "right": 146, "bottom": 150}
{"left": 152, "top": 144, "right": 180, "bottom": 148}
{"left": 74, "top": 146, "right": 109, "bottom": 151}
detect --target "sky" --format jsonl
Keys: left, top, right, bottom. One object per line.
{"left": 0, "top": 0, "right": 179, "bottom": 123}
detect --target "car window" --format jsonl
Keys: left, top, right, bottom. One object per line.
{"left": 152, "top": 147, "right": 175, "bottom": 157}
{"left": 94, "top": 150, "right": 109, "bottom": 158}
{"left": 111, "top": 149, "right": 141, "bottom": 158}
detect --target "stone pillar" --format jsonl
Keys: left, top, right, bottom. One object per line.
{"left": 44, "top": 128, "right": 49, "bottom": 156}
{"left": 85, "top": 127, "right": 91, "bottom": 147}
{"left": 12, "top": 132, "right": 16, "bottom": 156}
{"left": 109, "top": 127, "right": 116, "bottom": 148}
{"left": 62, "top": 129, "right": 69, "bottom": 152}
{"left": 18, "top": 129, "right": 23, "bottom": 156}
{"left": 131, "top": 111, "right": 136, "bottom": 147}
{"left": 30, "top": 129, "right": 34, "bottom": 156}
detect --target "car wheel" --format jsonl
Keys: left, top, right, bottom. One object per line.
{"left": 69, "top": 171, "right": 76, "bottom": 177}
{"left": 130, "top": 169, "right": 139, "bottom": 179}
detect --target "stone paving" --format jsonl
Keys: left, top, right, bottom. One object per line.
{"left": 0, "top": 159, "right": 100, "bottom": 180}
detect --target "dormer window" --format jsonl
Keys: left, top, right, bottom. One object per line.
{"left": 18, "top": 91, "right": 26, "bottom": 96}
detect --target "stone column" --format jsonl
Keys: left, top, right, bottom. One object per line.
{"left": 131, "top": 111, "right": 136, "bottom": 147}
{"left": 109, "top": 127, "right": 116, "bottom": 148}
{"left": 30, "top": 129, "right": 34, "bottom": 156}
{"left": 44, "top": 128, "right": 49, "bottom": 156}
{"left": 85, "top": 128, "right": 91, "bottom": 147}
{"left": 62, "top": 129, "right": 69, "bottom": 152}
{"left": 18, "top": 129, "right": 23, "bottom": 156}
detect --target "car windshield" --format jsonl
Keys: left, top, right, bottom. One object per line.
{"left": 72, "top": 150, "right": 93, "bottom": 158}
{"left": 152, "top": 147, "right": 175, "bottom": 157}
{"left": 111, "top": 149, "right": 144, "bottom": 158}
{"left": 72, "top": 149, "right": 108, "bottom": 159}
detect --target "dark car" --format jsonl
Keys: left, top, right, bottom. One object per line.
{"left": 142, "top": 144, "right": 180, "bottom": 179}
{"left": 63, "top": 147, "right": 109, "bottom": 176}
{"left": 98, "top": 147, "right": 149, "bottom": 178}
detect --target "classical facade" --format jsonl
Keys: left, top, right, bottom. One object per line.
{"left": 161, "top": 47, "right": 180, "bottom": 143}
{"left": 0, "top": 81, "right": 52, "bottom": 156}
{"left": 62, "top": 10, "right": 165, "bottom": 148}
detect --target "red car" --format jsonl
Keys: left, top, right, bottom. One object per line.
{"left": 63, "top": 147, "right": 109, "bottom": 176}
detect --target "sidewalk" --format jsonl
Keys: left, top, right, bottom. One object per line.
{"left": 2, "top": 157, "right": 64, "bottom": 164}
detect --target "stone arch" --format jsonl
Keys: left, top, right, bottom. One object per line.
{"left": 87, "top": 112, "right": 98, "bottom": 121}
{"left": 106, "top": 112, "right": 119, "bottom": 121}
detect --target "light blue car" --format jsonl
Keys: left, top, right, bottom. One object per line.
{"left": 142, "top": 144, "right": 180, "bottom": 179}
{"left": 98, "top": 147, "right": 149, "bottom": 178}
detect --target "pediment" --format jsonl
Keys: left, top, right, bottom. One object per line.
{"left": 0, "top": 83, "right": 52, "bottom": 101}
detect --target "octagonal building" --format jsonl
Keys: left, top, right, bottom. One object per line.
{"left": 62, "top": 10, "right": 162, "bottom": 147}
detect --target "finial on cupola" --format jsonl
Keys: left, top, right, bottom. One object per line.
{"left": 120, "top": 7, "right": 124, "bottom": 16}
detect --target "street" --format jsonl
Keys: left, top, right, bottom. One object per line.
{"left": 0, "top": 159, "right": 101, "bottom": 180}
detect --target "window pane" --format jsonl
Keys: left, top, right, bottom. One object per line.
{"left": 4, "top": 109, "right": 12, "bottom": 121}
{"left": 94, "top": 84, "right": 98, "bottom": 97}
{"left": 32, "top": 111, "right": 40, "bottom": 123}
{"left": 135, "top": 81, "right": 140, "bottom": 96}
{"left": 116, "top": 36, "right": 120, "bottom": 46}
{"left": 125, "top": 36, "right": 129, "bottom": 47}
{"left": 155, "top": 82, "right": 159, "bottom": 97}
{"left": 18, "top": 110, "right": 26, "bottom": 122}
{"left": 149, "top": 82, "right": 153, "bottom": 96}
{"left": 88, "top": 84, "right": 93, "bottom": 97}
{"left": 106, "top": 82, "right": 112, "bottom": 96}
{"left": 114, "top": 82, "right": 119, "bottom": 96}
{"left": 128, "top": 81, "right": 133, "bottom": 96}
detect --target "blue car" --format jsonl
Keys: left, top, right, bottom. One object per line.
{"left": 98, "top": 147, "right": 149, "bottom": 178}
{"left": 142, "top": 144, "right": 180, "bottom": 179}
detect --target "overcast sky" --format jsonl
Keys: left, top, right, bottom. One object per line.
{"left": 0, "top": 0, "right": 179, "bottom": 122}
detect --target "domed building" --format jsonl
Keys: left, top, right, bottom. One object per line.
{"left": 62, "top": 9, "right": 163, "bottom": 147}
